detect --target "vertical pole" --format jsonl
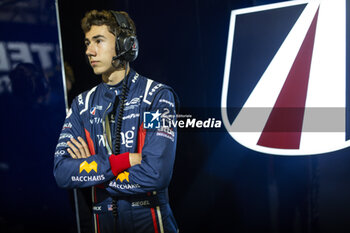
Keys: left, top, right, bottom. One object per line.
{"left": 54, "top": 1, "right": 80, "bottom": 233}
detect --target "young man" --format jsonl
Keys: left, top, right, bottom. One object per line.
{"left": 54, "top": 10, "right": 179, "bottom": 233}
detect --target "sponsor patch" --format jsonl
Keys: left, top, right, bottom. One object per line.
{"left": 90, "top": 105, "right": 103, "bottom": 115}
{"left": 121, "top": 127, "right": 135, "bottom": 148}
{"left": 123, "top": 113, "right": 140, "bottom": 120}
{"left": 59, "top": 133, "right": 73, "bottom": 140}
{"left": 132, "top": 200, "right": 150, "bottom": 207}
{"left": 71, "top": 175, "right": 105, "bottom": 182}
{"left": 124, "top": 96, "right": 142, "bottom": 111}
{"left": 56, "top": 142, "right": 68, "bottom": 148}
{"left": 54, "top": 150, "right": 65, "bottom": 157}
{"left": 116, "top": 171, "right": 130, "bottom": 182}
{"left": 159, "top": 99, "right": 175, "bottom": 108}
{"left": 62, "top": 122, "right": 72, "bottom": 130}
{"left": 79, "top": 161, "right": 98, "bottom": 173}
{"left": 78, "top": 94, "right": 84, "bottom": 105}
{"left": 109, "top": 181, "right": 141, "bottom": 190}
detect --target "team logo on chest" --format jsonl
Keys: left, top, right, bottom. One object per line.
{"left": 90, "top": 105, "right": 103, "bottom": 115}
{"left": 221, "top": 0, "right": 350, "bottom": 155}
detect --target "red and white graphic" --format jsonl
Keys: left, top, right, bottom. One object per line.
{"left": 221, "top": 0, "right": 348, "bottom": 155}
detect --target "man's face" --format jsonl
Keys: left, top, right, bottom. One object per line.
{"left": 85, "top": 25, "right": 116, "bottom": 75}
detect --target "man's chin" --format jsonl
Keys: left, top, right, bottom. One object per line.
{"left": 92, "top": 68, "right": 103, "bottom": 75}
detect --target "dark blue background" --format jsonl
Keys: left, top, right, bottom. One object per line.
{"left": 1, "top": 0, "right": 350, "bottom": 232}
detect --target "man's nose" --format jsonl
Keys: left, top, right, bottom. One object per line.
{"left": 86, "top": 44, "right": 96, "bottom": 57}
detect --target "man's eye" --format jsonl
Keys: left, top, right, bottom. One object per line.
{"left": 96, "top": 39, "right": 101, "bottom": 44}
{"left": 85, "top": 42, "right": 90, "bottom": 47}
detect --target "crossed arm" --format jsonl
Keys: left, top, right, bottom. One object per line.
{"left": 66, "top": 136, "right": 142, "bottom": 166}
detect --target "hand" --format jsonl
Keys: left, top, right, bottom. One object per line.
{"left": 67, "top": 137, "right": 91, "bottom": 159}
{"left": 129, "top": 153, "right": 142, "bottom": 166}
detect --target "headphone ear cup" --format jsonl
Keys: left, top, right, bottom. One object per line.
{"left": 115, "top": 32, "right": 138, "bottom": 62}
{"left": 115, "top": 33, "right": 123, "bottom": 56}
{"left": 115, "top": 32, "right": 127, "bottom": 54}
{"left": 124, "top": 36, "right": 138, "bottom": 62}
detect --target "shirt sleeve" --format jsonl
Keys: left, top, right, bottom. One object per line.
{"left": 53, "top": 97, "right": 120, "bottom": 189}
{"left": 107, "top": 88, "right": 178, "bottom": 195}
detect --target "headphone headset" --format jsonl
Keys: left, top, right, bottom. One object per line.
{"left": 110, "top": 11, "right": 139, "bottom": 63}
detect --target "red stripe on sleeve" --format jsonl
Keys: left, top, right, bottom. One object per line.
{"left": 84, "top": 128, "right": 96, "bottom": 155}
{"left": 137, "top": 123, "right": 146, "bottom": 153}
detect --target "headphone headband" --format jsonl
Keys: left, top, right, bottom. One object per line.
{"left": 110, "top": 11, "right": 134, "bottom": 32}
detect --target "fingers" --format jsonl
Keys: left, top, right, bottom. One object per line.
{"left": 67, "top": 140, "right": 82, "bottom": 158}
{"left": 67, "top": 148, "right": 77, "bottom": 159}
{"left": 77, "top": 137, "right": 91, "bottom": 157}
{"left": 72, "top": 137, "right": 87, "bottom": 158}
{"left": 67, "top": 137, "right": 92, "bottom": 159}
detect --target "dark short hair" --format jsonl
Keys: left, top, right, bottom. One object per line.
{"left": 81, "top": 10, "right": 136, "bottom": 36}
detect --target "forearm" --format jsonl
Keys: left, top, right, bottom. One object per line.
{"left": 54, "top": 155, "right": 113, "bottom": 188}
{"left": 105, "top": 143, "right": 176, "bottom": 196}
{"left": 55, "top": 150, "right": 141, "bottom": 188}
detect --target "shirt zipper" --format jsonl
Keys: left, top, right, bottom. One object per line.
{"left": 102, "top": 102, "right": 112, "bottom": 155}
